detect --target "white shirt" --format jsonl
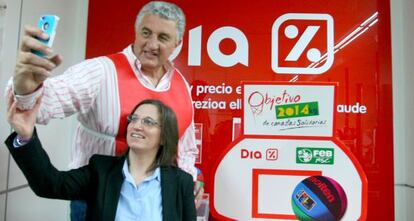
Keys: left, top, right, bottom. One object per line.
{"left": 10, "top": 46, "right": 198, "bottom": 179}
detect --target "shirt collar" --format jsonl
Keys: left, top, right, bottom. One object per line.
{"left": 123, "top": 45, "right": 175, "bottom": 75}
{"left": 123, "top": 45, "right": 174, "bottom": 88}
{"left": 122, "top": 159, "right": 161, "bottom": 185}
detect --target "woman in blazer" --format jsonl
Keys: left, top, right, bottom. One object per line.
{"left": 5, "top": 94, "right": 196, "bottom": 221}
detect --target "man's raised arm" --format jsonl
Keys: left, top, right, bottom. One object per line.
{"left": 13, "top": 25, "right": 62, "bottom": 95}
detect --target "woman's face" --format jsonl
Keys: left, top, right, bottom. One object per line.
{"left": 126, "top": 104, "right": 162, "bottom": 153}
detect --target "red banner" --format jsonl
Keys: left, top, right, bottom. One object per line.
{"left": 86, "top": 0, "right": 394, "bottom": 220}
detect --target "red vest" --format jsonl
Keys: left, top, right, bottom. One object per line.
{"left": 108, "top": 53, "right": 193, "bottom": 155}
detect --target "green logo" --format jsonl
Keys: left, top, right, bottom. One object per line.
{"left": 296, "top": 147, "right": 334, "bottom": 165}
{"left": 276, "top": 101, "right": 319, "bottom": 119}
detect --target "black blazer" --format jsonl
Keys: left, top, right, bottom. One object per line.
{"left": 5, "top": 131, "right": 196, "bottom": 221}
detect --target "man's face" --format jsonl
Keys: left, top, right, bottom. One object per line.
{"left": 134, "top": 13, "right": 179, "bottom": 73}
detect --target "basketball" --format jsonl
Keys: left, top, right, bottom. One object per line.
{"left": 291, "top": 175, "right": 347, "bottom": 221}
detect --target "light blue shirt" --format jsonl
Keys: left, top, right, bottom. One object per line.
{"left": 115, "top": 161, "right": 162, "bottom": 221}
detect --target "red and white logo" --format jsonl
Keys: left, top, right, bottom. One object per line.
{"left": 272, "top": 13, "right": 334, "bottom": 74}
{"left": 266, "top": 148, "right": 278, "bottom": 161}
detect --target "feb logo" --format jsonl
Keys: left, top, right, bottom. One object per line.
{"left": 296, "top": 147, "right": 334, "bottom": 165}
{"left": 272, "top": 13, "right": 334, "bottom": 74}
{"left": 291, "top": 176, "right": 348, "bottom": 221}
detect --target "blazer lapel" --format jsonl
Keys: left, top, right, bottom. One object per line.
{"left": 102, "top": 157, "right": 125, "bottom": 221}
{"left": 161, "top": 167, "right": 177, "bottom": 221}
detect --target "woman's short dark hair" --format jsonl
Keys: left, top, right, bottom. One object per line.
{"left": 128, "top": 99, "right": 178, "bottom": 172}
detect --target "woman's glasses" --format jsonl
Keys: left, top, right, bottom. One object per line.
{"left": 127, "top": 114, "right": 161, "bottom": 128}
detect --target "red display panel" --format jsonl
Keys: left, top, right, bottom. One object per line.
{"left": 86, "top": 0, "right": 394, "bottom": 220}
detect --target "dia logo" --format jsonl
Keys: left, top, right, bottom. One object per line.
{"left": 296, "top": 147, "right": 334, "bottom": 165}
{"left": 272, "top": 13, "right": 334, "bottom": 74}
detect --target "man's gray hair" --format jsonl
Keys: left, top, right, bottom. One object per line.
{"left": 135, "top": 1, "right": 186, "bottom": 41}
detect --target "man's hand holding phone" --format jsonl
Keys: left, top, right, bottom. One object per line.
{"left": 14, "top": 15, "right": 62, "bottom": 95}
{"left": 32, "top": 15, "right": 59, "bottom": 57}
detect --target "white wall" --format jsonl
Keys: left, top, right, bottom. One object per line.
{"left": 391, "top": 0, "right": 414, "bottom": 220}
{"left": 0, "top": 0, "right": 88, "bottom": 220}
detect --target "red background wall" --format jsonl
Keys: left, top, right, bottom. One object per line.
{"left": 86, "top": 0, "right": 394, "bottom": 220}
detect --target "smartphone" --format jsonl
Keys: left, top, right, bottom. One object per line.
{"left": 32, "top": 15, "right": 60, "bottom": 57}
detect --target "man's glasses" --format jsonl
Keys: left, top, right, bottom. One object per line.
{"left": 127, "top": 114, "right": 161, "bottom": 128}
